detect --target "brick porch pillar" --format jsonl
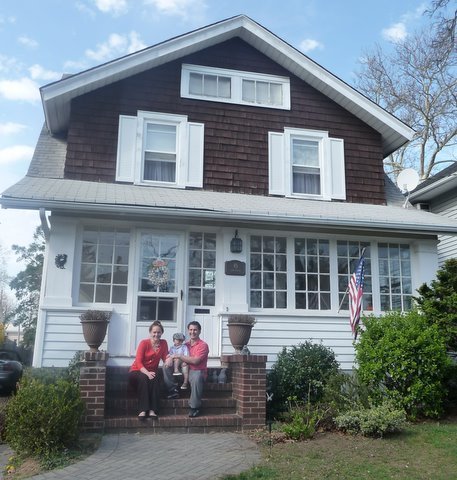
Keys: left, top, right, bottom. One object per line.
{"left": 79, "top": 351, "right": 109, "bottom": 432}
{"left": 221, "top": 354, "right": 267, "bottom": 430}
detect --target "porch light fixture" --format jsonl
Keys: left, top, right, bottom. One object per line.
{"left": 230, "top": 230, "right": 243, "bottom": 253}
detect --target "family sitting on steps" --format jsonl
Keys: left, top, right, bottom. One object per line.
{"left": 128, "top": 320, "right": 209, "bottom": 419}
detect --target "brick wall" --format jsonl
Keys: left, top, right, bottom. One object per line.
{"left": 221, "top": 354, "right": 267, "bottom": 429}
{"left": 79, "top": 351, "right": 109, "bottom": 432}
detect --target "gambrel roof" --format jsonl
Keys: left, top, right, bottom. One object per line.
{"left": 41, "top": 15, "right": 413, "bottom": 157}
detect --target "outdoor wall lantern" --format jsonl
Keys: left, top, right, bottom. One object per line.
{"left": 230, "top": 230, "right": 243, "bottom": 253}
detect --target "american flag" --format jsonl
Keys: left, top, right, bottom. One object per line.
{"left": 348, "top": 249, "right": 365, "bottom": 339}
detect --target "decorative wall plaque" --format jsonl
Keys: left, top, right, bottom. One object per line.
{"left": 225, "top": 260, "right": 246, "bottom": 276}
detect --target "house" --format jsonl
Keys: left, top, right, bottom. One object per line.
{"left": 410, "top": 162, "right": 457, "bottom": 265}
{"left": 2, "top": 15, "right": 457, "bottom": 372}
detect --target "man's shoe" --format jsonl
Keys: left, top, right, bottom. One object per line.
{"left": 173, "top": 371, "right": 183, "bottom": 376}
{"left": 167, "top": 390, "right": 179, "bottom": 399}
{"left": 188, "top": 408, "right": 200, "bottom": 418}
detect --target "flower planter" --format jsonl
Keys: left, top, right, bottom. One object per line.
{"left": 80, "top": 310, "right": 111, "bottom": 352}
{"left": 227, "top": 314, "right": 256, "bottom": 353}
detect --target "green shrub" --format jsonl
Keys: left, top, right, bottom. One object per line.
{"left": 322, "top": 371, "right": 372, "bottom": 413}
{"left": 416, "top": 258, "right": 457, "bottom": 351}
{"left": 66, "top": 351, "right": 83, "bottom": 385}
{"left": 267, "top": 341, "right": 339, "bottom": 415}
{"left": 335, "top": 401, "right": 407, "bottom": 437}
{"left": 355, "top": 310, "right": 452, "bottom": 418}
{"left": 281, "top": 397, "right": 320, "bottom": 440}
{"left": 5, "top": 377, "right": 84, "bottom": 459}
{"left": 22, "top": 366, "right": 69, "bottom": 384}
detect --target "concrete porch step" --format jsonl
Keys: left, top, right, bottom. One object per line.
{"left": 104, "top": 413, "right": 243, "bottom": 433}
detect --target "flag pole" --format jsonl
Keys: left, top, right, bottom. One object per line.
{"left": 337, "top": 287, "right": 349, "bottom": 313}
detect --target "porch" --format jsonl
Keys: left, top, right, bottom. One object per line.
{"left": 79, "top": 351, "right": 267, "bottom": 433}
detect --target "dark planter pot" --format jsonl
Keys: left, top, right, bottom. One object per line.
{"left": 228, "top": 323, "right": 253, "bottom": 353}
{"left": 81, "top": 319, "right": 109, "bottom": 352}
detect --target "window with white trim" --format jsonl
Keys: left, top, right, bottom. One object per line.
{"left": 79, "top": 227, "right": 130, "bottom": 304}
{"left": 181, "top": 64, "right": 290, "bottom": 110}
{"left": 137, "top": 233, "right": 180, "bottom": 323}
{"left": 378, "top": 243, "right": 412, "bottom": 311}
{"left": 294, "top": 238, "right": 331, "bottom": 310}
{"left": 268, "top": 128, "right": 346, "bottom": 200}
{"left": 291, "top": 136, "right": 322, "bottom": 195}
{"left": 143, "top": 122, "right": 178, "bottom": 183}
{"left": 188, "top": 232, "right": 216, "bottom": 306}
{"left": 248, "top": 236, "right": 412, "bottom": 313}
{"left": 250, "top": 235, "right": 287, "bottom": 309}
{"left": 116, "top": 111, "right": 204, "bottom": 189}
{"left": 337, "top": 241, "right": 372, "bottom": 311}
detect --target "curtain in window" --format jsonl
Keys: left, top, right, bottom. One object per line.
{"left": 293, "top": 170, "right": 320, "bottom": 194}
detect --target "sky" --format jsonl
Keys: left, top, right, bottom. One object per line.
{"left": 0, "top": 0, "right": 434, "bottom": 277}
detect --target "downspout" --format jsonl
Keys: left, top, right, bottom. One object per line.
{"left": 39, "top": 208, "right": 50, "bottom": 241}
{"left": 33, "top": 208, "right": 50, "bottom": 366}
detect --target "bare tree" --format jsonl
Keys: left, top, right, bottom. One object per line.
{"left": 426, "top": 0, "right": 456, "bottom": 53}
{"left": 356, "top": 24, "right": 456, "bottom": 179}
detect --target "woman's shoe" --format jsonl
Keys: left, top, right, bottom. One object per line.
{"left": 180, "top": 383, "right": 188, "bottom": 390}
{"left": 149, "top": 410, "right": 158, "bottom": 418}
{"left": 138, "top": 411, "right": 147, "bottom": 419}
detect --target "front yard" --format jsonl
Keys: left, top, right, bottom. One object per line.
{"left": 225, "top": 416, "right": 457, "bottom": 480}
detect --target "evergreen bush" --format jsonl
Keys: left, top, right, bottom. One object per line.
{"left": 267, "top": 341, "right": 339, "bottom": 415}
{"left": 355, "top": 310, "right": 452, "bottom": 418}
{"left": 5, "top": 377, "right": 84, "bottom": 459}
{"left": 416, "top": 258, "right": 457, "bottom": 351}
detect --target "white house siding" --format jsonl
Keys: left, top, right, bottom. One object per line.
{"left": 33, "top": 214, "right": 439, "bottom": 368}
{"left": 37, "top": 310, "right": 94, "bottom": 367}
{"left": 431, "top": 196, "right": 457, "bottom": 265}
{"left": 221, "top": 314, "right": 356, "bottom": 370}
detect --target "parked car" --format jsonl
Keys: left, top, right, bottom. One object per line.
{"left": 0, "top": 350, "right": 23, "bottom": 394}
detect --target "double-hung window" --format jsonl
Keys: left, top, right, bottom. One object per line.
{"left": 268, "top": 127, "right": 346, "bottom": 200}
{"left": 143, "top": 122, "right": 177, "bottom": 183}
{"left": 291, "top": 136, "right": 321, "bottom": 195}
{"left": 116, "top": 111, "right": 204, "bottom": 188}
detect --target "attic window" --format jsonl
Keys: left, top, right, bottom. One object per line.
{"left": 181, "top": 64, "right": 290, "bottom": 110}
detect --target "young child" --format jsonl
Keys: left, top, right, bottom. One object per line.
{"left": 168, "top": 332, "right": 189, "bottom": 389}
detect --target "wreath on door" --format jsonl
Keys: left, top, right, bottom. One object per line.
{"left": 147, "top": 258, "right": 169, "bottom": 288}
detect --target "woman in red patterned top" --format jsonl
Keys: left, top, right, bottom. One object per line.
{"left": 129, "top": 320, "right": 168, "bottom": 419}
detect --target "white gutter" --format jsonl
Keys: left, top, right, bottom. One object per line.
{"left": 410, "top": 173, "right": 457, "bottom": 202}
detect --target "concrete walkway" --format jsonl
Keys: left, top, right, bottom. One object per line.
{"left": 1, "top": 432, "right": 261, "bottom": 480}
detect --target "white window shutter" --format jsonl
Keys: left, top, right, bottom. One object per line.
{"left": 268, "top": 131, "right": 285, "bottom": 195}
{"left": 186, "top": 122, "right": 204, "bottom": 188}
{"left": 116, "top": 115, "right": 137, "bottom": 182}
{"left": 329, "top": 137, "right": 346, "bottom": 200}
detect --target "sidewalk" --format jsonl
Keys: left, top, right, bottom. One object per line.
{"left": 1, "top": 432, "right": 261, "bottom": 480}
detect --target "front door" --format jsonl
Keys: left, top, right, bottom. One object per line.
{"left": 185, "top": 231, "right": 220, "bottom": 357}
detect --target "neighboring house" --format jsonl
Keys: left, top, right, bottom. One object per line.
{"left": 2, "top": 16, "right": 457, "bottom": 370}
{"left": 410, "top": 162, "right": 457, "bottom": 265}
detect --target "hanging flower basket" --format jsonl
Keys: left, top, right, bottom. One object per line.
{"left": 147, "top": 258, "right": 169, "bottom": 288}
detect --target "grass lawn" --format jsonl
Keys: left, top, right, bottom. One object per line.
{"left": 224, "top": 418, "right": 457, "bottom": 480}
